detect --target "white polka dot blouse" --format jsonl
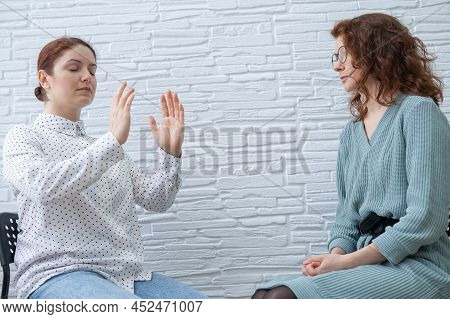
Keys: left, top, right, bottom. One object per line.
{"left": 2, "top": 112, "right": 182, "bottom": 299}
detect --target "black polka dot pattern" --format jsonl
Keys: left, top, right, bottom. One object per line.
{"left": 2, "top": 112, "right": 182, "bottom": 299}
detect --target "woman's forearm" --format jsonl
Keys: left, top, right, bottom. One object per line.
{"left": 345, "top": 244, "right": 386, "bottom": 268}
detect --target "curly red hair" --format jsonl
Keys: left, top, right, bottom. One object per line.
{"left": 331, "top": 13, "right": 443, "bottom": 121}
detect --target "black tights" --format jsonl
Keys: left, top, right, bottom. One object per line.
{"left": 251, "top": 286, "right": 297, "bottom": 299}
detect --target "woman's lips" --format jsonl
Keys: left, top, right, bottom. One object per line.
{"left": 340, "top": 76, "right": 348, "bottom": 82}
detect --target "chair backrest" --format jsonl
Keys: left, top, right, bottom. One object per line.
{"left": 0, "top": 212, "right": 19, "bottom": 299}
{"left": 0, "top": 213, "right": 19, "bottom": 267}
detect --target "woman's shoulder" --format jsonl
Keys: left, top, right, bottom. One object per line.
{"left": 6, "top": 123, "right": 34, "bottom": 138}
{"left": 397, "top": 94, "right": 442, "bottom": 117}
{"left": 4, "top": 123, "right": 40, "bottom": 147}
{"left": 397, "top": 93, "right": 449, "bottom": 129}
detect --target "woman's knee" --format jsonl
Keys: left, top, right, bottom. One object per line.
{"left": 29, "top": 270, "right": 138, "bottom": 299}
{"left": 251, "top": 289, "right": 269, "bottom": 299}
{"left": 257, "top": 286, "right": 297, "bottom": 299}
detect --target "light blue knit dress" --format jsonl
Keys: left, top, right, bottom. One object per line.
{"left": 257, "top": 93, "right": 450, "bottom": 298}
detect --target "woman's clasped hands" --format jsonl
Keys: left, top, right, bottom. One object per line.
{"left": 301, "top": 253, "right": 353, "bottom": 276}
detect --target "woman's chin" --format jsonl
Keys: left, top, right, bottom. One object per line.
{"left": 74, "top": 101, "right": 91, "bottom": 109}
{"left": 78, "top": 96, "right": 95, "bottom": 107}
{"left": 342, "top": 84, "right": 355, "bottom": 93}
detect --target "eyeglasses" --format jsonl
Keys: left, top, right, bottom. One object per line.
{"left": 331, "top": 46, "right": 347, "bottom": 66}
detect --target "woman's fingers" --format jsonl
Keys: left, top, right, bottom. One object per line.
{"left": 166, "top": 90, "right": 174, "bottom": 117}
{"left": 303, "top": 257, "right": 315, "bottom": 265}
{"left": 160, "top": 94, "right": 169, "bottom": 117}
{"left": 301, "top": 259, "right": 321, "bottom": 276}
{"left": 120, "top": 87, "right": 135, "bottom": 108}
{"left": 109, "top": 81, "right": 132, "bottom": 145}
{"left": 309, "top": 265, "right": 322, "bottom": 276}
{"left": 180, "top": 103, "right": 184, "bottom": 125}
{"left": 303, "top": 255, "right": 322, "bottom": 265}
{"left": 301, "top": 265, "right": 310, "bottom": 276}
{"left": 301, "top": 265, "right": 307, "bottom": 276}
{"left": 160, "top": 89, "right": 184, "bottom": 122}
{"left": 114, "top": 81, "right": 127, "bottom": 106}
{"left": 307, "top": 264, "right": 316, "bottom": 276}
{"left": 303, "top": 264, "right": 315, "bottom": 276}
{"left": 174, "top": 93, "right": 180, "bottom": 120}
{"left": 124, "top": 91, "right": 135, "bottom": 113}
{"left": 148, "top": 116, "right": 159, "bottom": 138}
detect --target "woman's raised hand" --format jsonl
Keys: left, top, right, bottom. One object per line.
{"left": 109, "top": 81, "right": 135, "bottom": 145}
{"left": 148, "top": 90, "right": 185, "bottom": 157}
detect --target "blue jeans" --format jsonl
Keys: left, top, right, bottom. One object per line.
{"left": 28, "top": 270, "right": 207, "bottom": 299}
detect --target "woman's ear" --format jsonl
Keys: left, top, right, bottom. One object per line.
{"left": 38, "top": 70, "right": 50, "bottom": 89}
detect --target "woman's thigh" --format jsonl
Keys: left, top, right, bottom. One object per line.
{"left": 28, "top": 270, "right": 139, "bottom": 299}
{"left": 256, "top": 262, "right": 440, "bottom": 299}
{"left": 134, "top": 274, "right": 207, "bottom": 299}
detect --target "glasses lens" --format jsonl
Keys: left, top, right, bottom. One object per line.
{"left": 332, "top": 54, "right": 338, "bottom": 66}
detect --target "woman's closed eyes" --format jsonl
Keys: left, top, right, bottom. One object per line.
{"left": 69, "top": 67, "right": 96, "bottom": 76}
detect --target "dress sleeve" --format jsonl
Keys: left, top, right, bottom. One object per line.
{"left": 2, "top": 126, "right": 124, "bottom": 204}
{"left": 372, "top": 99, "right": 450, "bottom": 265}
{"left": 128, "top": 147, "right": 182, "bottom": 212}
{"left": 328, "top": 122, "right": 360, "bottom": 254}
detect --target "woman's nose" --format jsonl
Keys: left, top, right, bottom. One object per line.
{"left": 333, "top": 61, "right": 344, "bottom": 72}
{"left": 81, "top": 71, "right": 92, "bottom": 82}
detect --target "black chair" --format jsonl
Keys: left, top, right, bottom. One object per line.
{"left": 0, "top": 212, "right": 19, "bottom": 299}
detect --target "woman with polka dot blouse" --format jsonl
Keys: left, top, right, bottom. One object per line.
{"left": 2, "top": 37, "right": 206, "bottom": 299}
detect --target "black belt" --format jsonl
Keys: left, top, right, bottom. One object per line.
{"left": 359, "top": 212, "right": 399, "bottom": 242}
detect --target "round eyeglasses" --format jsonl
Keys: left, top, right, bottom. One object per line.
{"left": 331, "top": 46, "right": 347, "bottom": 66}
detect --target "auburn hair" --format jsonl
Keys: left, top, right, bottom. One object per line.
{"left": 35, "top": 37, "right": 96, "bottom": 101}
{"left": 331, "top": 13, "right": 443, "bottom": 121}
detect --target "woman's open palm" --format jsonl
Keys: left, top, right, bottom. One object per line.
{"left": 148, "top": 90, "right": 185, "bottom": 157}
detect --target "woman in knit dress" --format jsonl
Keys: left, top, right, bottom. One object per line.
{"left": 252, "top": 13, "right": 450, "bottom": 299}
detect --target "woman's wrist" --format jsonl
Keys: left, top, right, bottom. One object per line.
{"left": 331, "top": 247, "right": 346, "bottom": 255}
{"left": 159, "top": 146, "right": 182, "bottom": 158}
{"left": 343, "top": 253, "right": 359, "bottom": 269}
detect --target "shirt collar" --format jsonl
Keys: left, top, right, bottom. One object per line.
{"left": 32, "top": 112, "right": 87, "bottom": 137}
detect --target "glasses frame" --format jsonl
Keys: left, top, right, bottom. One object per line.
{"left": 332, "top": 45, "right": 347, "bottom": 66}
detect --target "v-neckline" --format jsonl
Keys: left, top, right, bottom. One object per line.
{"left": 361, "top": 106, "right": 391, "bottom": 145}
{"left": 357, "top": 93, "right": 405, "bottom": 149}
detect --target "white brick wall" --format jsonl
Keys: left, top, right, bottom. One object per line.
{"left": 1, "top": 0, "right": 449, "bottom": 298}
